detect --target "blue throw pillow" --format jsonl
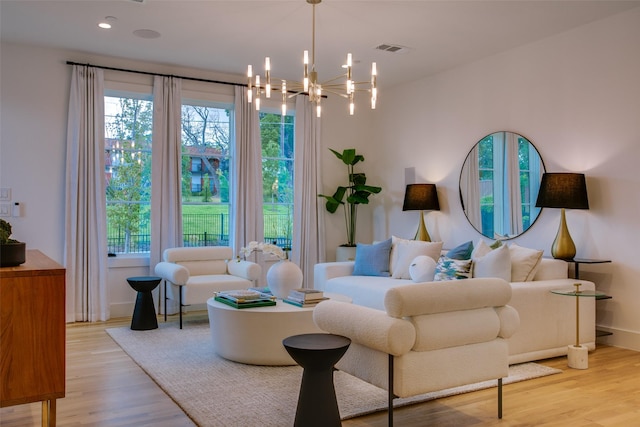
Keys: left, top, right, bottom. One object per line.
{"left": 352, "top": 238, "right": 392, "bottom": 277}
{"left": 446, "top": 240, "right": 474, "bottom": 260}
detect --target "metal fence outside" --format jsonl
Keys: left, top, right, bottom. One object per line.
{"left": 107, "top": 212, "right": 292, "bottom": 254}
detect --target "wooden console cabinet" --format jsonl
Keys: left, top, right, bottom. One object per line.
{"left": 1, "top": 250, "right": 66, "bottom": 427}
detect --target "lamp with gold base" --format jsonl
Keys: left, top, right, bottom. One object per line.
{"left": 402, "top": 184, "right": 440, "bottom": 242}
{"left": 535, "top": 173, "right": 589, "bottom": 260}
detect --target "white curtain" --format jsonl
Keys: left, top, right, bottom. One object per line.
{"left": 493, "top": 132, "right": 506, "bottom": 238}
{"left": 292, "top": 95, "right": 324, "bottom": 287}
{"left": 64, "top": 65, "right": 109, "bottom": 322}
{"left": 231, "top": 86, "right": 263, "bottom": 253}
{"left": 151, "top": 76, "right": 183, "bottom": 314}
{"left": 505, "top": 132, "right": 523, "bottom": 236}
{"left": 150, "top": 76, "right": 183, "bottom": 269}
{"left": 460, "top": 145, "right": 482, "bottom": 231}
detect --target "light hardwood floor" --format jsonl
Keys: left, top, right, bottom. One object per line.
{"left": 1, "top": 313, "right": 639, "bottom": 426}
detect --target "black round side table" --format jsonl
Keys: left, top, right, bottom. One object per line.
{"left": 127, "top": 276, "right": 162, "bottom": 330}
{"left": 283, "top": 333, "right": 351, "bottom": 427}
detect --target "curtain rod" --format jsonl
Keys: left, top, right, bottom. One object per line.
{"left": 66, "top": 61, "right": 244, "bottom": 87}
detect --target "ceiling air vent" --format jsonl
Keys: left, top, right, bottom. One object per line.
{"left": 375, "top": 44, "right": 411, "bottom": 54}
{"left": 129, "top": 0, "right": 145, "bottom": 3}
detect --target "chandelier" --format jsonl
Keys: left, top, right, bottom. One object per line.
{"left": 247, "top": 0, "right": 377, "bottom": 117}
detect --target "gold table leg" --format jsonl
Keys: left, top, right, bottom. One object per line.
{"left": 41, "top": 399, "right": 56, "bottom": 427}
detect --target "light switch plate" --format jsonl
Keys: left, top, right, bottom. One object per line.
{"left": 0, "top": 188, "right": 10, "bottom": 201}
{"left": 0, "top": 203, "right": 11, "bottom": 216}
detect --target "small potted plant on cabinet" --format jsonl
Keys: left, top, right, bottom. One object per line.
{"left": 0, "top": 218, "right": 26, "bottom": 267}
{"left": 318, "top": 148, "right": 382, "bottom": 261}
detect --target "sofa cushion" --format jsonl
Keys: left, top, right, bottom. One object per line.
{"left": 472, "top": 240, "right": 543, "bottom": 282}
{"left": 409, "top": 255, "right": 437, "bottom": 282}
{"left": 509, "top": 243, "right": 543, "bottom": 281}
{"left": 434, "top": 256, "right": 472, "bottom": 281}
{"left": 352, "top": 238, "right": 392, "bottom": 277}
{"left": 472, "top": 243, "right": 511, "bottom": 281}
{"left": 445, "top": 240, "right": 474, "bottom": 260}
{"left": 324, "top": 275, "right": 410, "bottom": 311}
{"left": 176, "top": 260, "right": 228, "bottom": 276}
{"left": 384, "top": 278, "right": 512, "bottom": 318}
{"left": 390, "top": 239, "right": 443, "bottom": 279}
{"left": 411, "top": 308, "right": 501, "bottom": 351}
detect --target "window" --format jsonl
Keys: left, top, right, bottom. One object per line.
{"left": 260, "top": 112, "right": 295, "bottom": 249}
{"left": 477, "top": 136, "right": 495, "bottom": 238}
{"left": 181, "top": 102, "right": 232, "bottom": 247}
{"left": 104, "top": 90, "right": 296, "bottom": 254}
{"left": 105, "top": 94, "right": 153, "bottom": 254}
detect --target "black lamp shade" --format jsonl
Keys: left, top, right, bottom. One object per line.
{"left": 402, "top": 184, "right": 440, "bottom": 211}
{"left": 535, "top": 173, "right": 589, "bottom": 209}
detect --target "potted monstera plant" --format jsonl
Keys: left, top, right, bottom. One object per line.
{"left": 0, "top": 218, "right": 26, "bottom": 267}
{"left": 318, "top": 148, "right": 382, "bottom": 260}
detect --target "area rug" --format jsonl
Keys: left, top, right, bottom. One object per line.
{"left": 106, "top": 319, "right": 561, "bottom": 427}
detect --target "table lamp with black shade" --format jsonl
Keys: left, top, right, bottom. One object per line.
{"left": 535, "top": 173, "right": 589, "bottom": 260}
{"left": 402, "top": 184, "right": 440, "bottom": 242}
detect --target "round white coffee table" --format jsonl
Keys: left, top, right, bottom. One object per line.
{"left": 206, "top": 293, "right": 350, "bottom": 365}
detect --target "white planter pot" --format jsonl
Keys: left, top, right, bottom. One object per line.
{"left": 336, "top": 246, "right": 357, "bottom": 262}
{"left": 266, "top": 260, "right": 303, "bottom": 299}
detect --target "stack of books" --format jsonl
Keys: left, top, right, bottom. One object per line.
{"left": 214, "top": 289, "right": 276, "bottom": 309}
{"left": 283, "top": 288, "right": 328, "bottom": 307}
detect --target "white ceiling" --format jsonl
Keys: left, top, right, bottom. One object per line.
{"left": 2, "top": 1, "right": 639, "bottom": 88}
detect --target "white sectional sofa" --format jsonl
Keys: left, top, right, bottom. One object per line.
{"left": 314, "top": 246, "right": 596, "bottom": 365}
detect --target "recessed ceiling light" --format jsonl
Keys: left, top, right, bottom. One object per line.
{"left": 98, "top": 16, "right": 117, "bottom": 30}
{"left": 133, "top": 29, "right": 161, "bottom": 39}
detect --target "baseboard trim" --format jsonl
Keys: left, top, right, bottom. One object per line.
{"left": 596, "top": 325, "right": 640, "bottom": 352}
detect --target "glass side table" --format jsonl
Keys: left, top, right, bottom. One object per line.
{"left": 551, "top": 283, "right": 609, "bottom": 369}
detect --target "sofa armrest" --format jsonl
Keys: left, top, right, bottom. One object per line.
{"left": 533, "top": 258, "right": 568, "bottom": 280}
{"left": 495, "top": 305, "right": 520, "bottom": 338}
{"left": 313, "top": 300, "right": 415, "bottom": 356}
{"left": 155, "top": 261, "right": 189, "bottom": 285}
{"left": 313, "top": 261, "right": 355, "bottom": 291}
{"left": 227, "top": 259, "right": 261, "bottom": 281}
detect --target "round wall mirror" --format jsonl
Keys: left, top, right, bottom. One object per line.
{"left": 459, "top": 131, "right": 545, "bottom": 240}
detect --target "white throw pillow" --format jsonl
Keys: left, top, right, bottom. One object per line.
{"left": 509, "top": 243, "right": 544, "bottom": 282}
{"left": 471, "top": 239, "right": 493, "bottom": 259}
{"left": 409, "top": 256, "right": 437, "bottom": 283}
{"left": 472, "top": 244, "right": 511, "bottom": 281}
{"left": 389, "top": 236, "right": 443, "bottom": 279}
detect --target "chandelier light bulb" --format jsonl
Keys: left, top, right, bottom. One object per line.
{"left": 265, "top": 57, "right": 271, "bottom": 98}
{"left": 281, "top": 80, "right": 287, "bottom": 116}
{"left": 244, "top": 0, "right": 378, "bottom": 116}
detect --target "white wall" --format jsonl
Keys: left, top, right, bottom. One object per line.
{"left": 368, "top": 7, "right": 640, "bottom": 350}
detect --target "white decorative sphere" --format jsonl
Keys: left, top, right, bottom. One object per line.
{"left": 266, "top": 260, "right": 304, "bottom": 299}
{"left": 409, "top": 256, "right": 437, "bottom": 283}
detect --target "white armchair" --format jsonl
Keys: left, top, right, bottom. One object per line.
{"left": 313, "top": 278, "right": 519, "bottom": 426}
{"left": 154, "top": 246, "right": 261, "bottom": 328}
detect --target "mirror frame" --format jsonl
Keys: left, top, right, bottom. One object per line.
{"left": 459, "top": 131, "right": 546, "bottom": 240}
